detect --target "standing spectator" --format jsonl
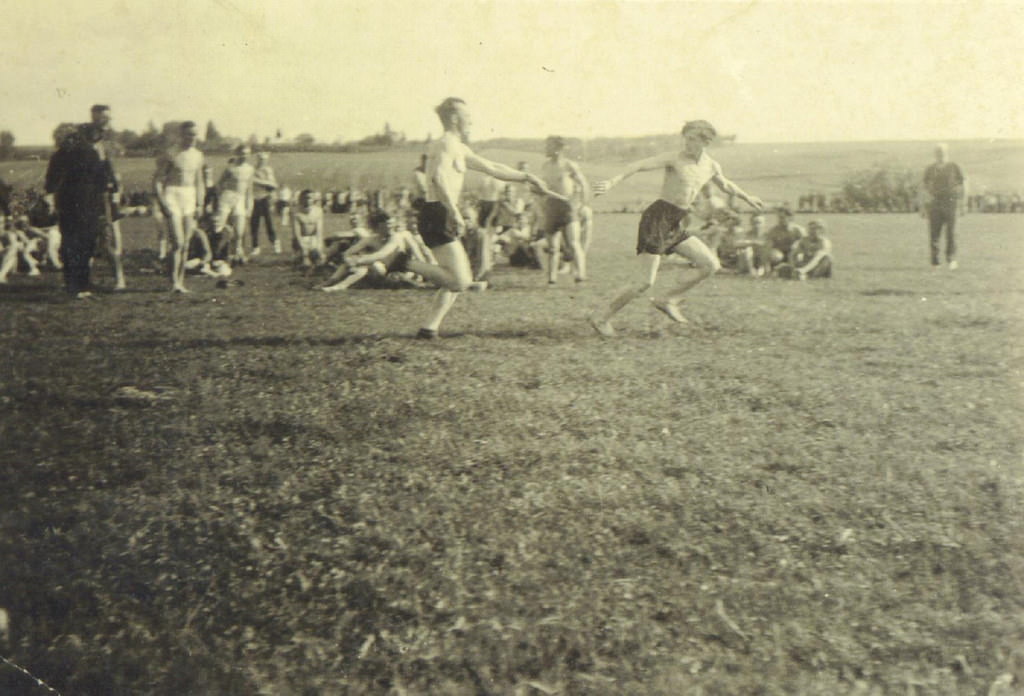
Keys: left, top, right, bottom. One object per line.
{"left": 250, "top": 151, "right": 279, "bottom": 255}
{"left": 214, "top": 144, "right": 255, "bottom": 263}
{"left": 44, "top": 104, "right": 119, "bottom": 298}
{"left": 153, "top": 121, "right": 205, "bottom": 293}
{"left": 922, "top": 143, "right": 964, "bottom": 270}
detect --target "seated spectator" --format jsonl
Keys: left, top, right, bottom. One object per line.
{"left": 733, "top": 212, "right": 770, "bottom": 277}
{"left": 26, "top": 196, "right": 63, "bottom": 270}
{"left": 291, "top": 189, "right": 326, "bottom": 268}
{"left": 320, "top": 212, "right": 432, "bottom": 291}
{"left": 776, "top": 219, "right": 832, "bottom": 279}
{"left": 496, "top": 212, "right": 543, "bottom": 269}
{"left": 0, "top": 218, "right": 43, "bottom": 282}
{"left": 182, "top": 221, "right": 214, "bottom": 271}
{"left": 762, "top": 206, "right": 806, "bottom": 274}
{"left": 710, "top": 213, "right": 748, "bottom": 273}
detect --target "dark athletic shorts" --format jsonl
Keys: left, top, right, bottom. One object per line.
{"left": 538, "top": 198, "right": 578, "bottom": 235}
{"left": 636, "top": 199, "right": 692, "bottom": 255}
{"left": 477, "top": 200, "right": 496, "bottom": 227}
{"left": 418, "top": 202, "right": 460, "bottom": 249}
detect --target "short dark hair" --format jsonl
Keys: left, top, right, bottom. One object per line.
{"left": 547, "top": 135, "right": 566, "bottom": 150}
{"left": 435, "top": 97, "right": 466, "bottom": 127}
{"left": 90, "top": 104, "right": 110, "bottom": 114}
{"left": 181, "top": 121, "right": 198, "bottom": 133}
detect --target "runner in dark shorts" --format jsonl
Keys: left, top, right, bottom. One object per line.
{"left": 635, "top": 199, "right": 691, "bottom": 255}
{"left": 589, "top": 119, "right": 764, "bottom": 337}
{"left": 418, "top": 201, "right": 460, "bottom": 249}
{"left": 539, "top": 197, "right": 577, "bottom": 235}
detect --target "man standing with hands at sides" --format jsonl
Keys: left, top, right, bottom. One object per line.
{"left": 250, "top": 151, "right": 279, "bottom": 255}
{"left": 922, "top": 143, "right": 964, "bottom": 270}
{"left": 214, "top": 144, "right": 255, "bottom": 263}
{"left": 398, "top": 97, "right": 565, "bottom": 339}
{"left": 44, "top": 104, "right": 119, "bottom": 299}
{"left": 539, "top": 135, "right": 589, "bottom": 284}
{"left": 589, "top": 120, "right": 763, "bottom": 337}
{"left": 154, "top": 121, "right": 205, "bottom": 294}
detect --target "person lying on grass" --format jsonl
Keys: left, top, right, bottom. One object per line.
{"left": 320, "top": 212, "right": 431, "bottom": 291}
{"left": 323, "top": 212, "right": 374, "bottom": 266}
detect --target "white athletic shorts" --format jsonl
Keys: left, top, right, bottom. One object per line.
{"left": 214, "top": 190, "right": 246, "bottom": 229}
{"left": 164, "top": 186, "right": 197, "bottom": 218}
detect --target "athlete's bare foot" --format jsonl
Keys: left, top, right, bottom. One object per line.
{"left": 651, "top": 298, "right": 688, "bottom": 324}
{"left": 589, "top": 316, "right": 615, "bottom": 337}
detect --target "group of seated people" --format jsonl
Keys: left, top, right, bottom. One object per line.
{"left": 458, "top": 183, "right": 595, "bottom": 281}
{"left": 701, "top": 206, "right": 833, "bottom": 280}
{"left": 0, "top": 193, "right": 65, "bottom": 284}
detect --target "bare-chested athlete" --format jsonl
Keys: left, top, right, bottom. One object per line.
{"left": 399, "top": 97, "right": 564, "bottom": 339}
{"left": 538, "top": 135, "right": 589, "bottom": 284}
{"left": 154, "top": 121, "right": 205, "bottom": 293}
{"left": 589, "top": 120, "right": 763, "bottom": 336}
{"left": 215, "top": 144, "right": 255, "bottom": 263}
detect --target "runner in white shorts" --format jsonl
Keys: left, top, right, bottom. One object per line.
{"left": 214, "top": 144, "right": 255, "bottom": 263}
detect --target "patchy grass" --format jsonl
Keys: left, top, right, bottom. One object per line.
{"left": 1, "top": 210, "right": 1023, "bottom": 695}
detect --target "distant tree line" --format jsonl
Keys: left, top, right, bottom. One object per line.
{"left": 0, "top": 120, "right": 417, "bottom": 160}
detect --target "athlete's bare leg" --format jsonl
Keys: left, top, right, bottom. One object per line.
{"left": 107, "top": 221, "right": 126, "bottom": 290}
{"left": 405, "top": 241, "right": 480, "bottom": 332}
{"left": 167, "top": 214, "right": 192, "bottom": 292}
{"left": 231, "top": 211, "right": 248, "bottom": 261}
{"left": 654, "top": 237, "right": 720, "bottom": 321}
{"left": 477, "top": 225, "right": 495, "bottom": 280}
{"left": 322, "top": 266, "right": 369, "bottom": 291}
{"left": 19, "top": 240, "right": 41, "bottom": 276}
{"left": 591, "top": 253, "right": 661, "bottom": 335}
{"left": 580, "top": 209, "right": 593, "bottom": 255}
{"left": 545, "top": 231, "right": 561, "bottom": 284}
{"left": 0, "top": 237, "right": 19, "bottom": 282}
{"left": 563, "top": 220, "right": 587, "bottom": 281}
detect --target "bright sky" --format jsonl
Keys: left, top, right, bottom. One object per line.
{"left": 1, "top": 0, "right": 1021, "bottom": 146}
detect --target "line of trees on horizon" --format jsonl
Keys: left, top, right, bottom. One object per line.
{"left": 0, "top": 120, "right": 420, "bottom": 160}
{"left": 0, "top": 119, "right": 744, "bottom": 162}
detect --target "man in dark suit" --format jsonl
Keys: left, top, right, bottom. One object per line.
{"left": 922, "top": 143, "right": 965, "bottom": 270}
{"left": 44, "top": 105, "right": 118, "bottom": 298}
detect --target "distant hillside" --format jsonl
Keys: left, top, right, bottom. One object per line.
{"left": 477, "top": 138, "right": 1024, "bottom": 211}
{"left": 2, "top": 139, "right": 1019, "bottom": 215}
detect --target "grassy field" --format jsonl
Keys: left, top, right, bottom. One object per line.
{"left": 1, "top": 146, "right": 1023, "bottom": 694}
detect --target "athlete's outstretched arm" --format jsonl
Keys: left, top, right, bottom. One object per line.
{"left": 710, "top": 170, "right": 763, "bottom": 211}
{"left": 464, "top": 151, "right": 567, "bottom": 202}
{"left": 592, "top": 153, "right": 672, "bottom": 196}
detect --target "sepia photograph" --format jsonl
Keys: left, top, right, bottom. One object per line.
{"left": 1, "top": 0, "right": 1022, "bottom": 693}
